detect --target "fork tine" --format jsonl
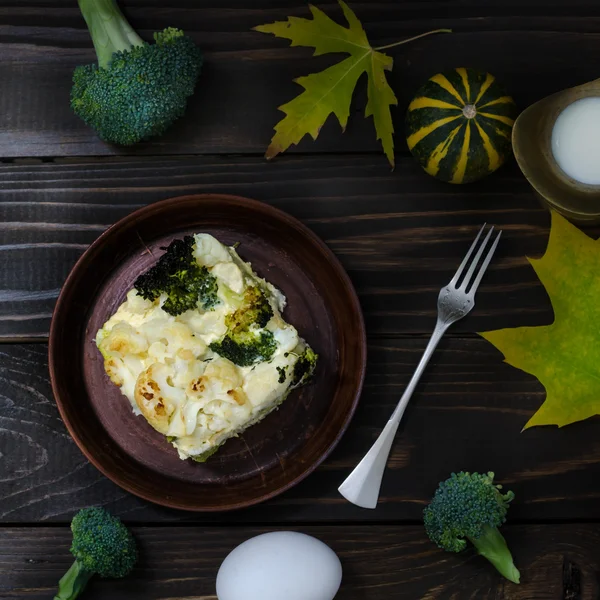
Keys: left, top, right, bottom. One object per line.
{"left": 449, "top": 223, "right": 487, "bottom": 286}
{"left": 459, "top": 225, "right": 494, "bottom": 289}
{"left": 468, "top": 230, "right": 502, "bottom": 295}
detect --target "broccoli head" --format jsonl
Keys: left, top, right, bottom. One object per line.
{"left": 134, "top": 236, "right": 218, "bottom": 316}
{"left": 71, "top": 0, "right": 202, "bottom": 145}
{"left": 424, "top": 471, "right": 520, "bottom": 584}
{"left": 54, "top": 507, "right": 138, "bottom": 600}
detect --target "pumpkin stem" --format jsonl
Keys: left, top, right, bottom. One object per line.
{"left": 463, "top": 104, "right": 477, "bottom": 119}
{"left": 374, "top": 29, "right": 452, "bottom": 51}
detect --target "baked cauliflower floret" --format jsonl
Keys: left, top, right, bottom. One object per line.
{"left": 125, "top": 288, "right": 155, "bottom": 312}
{"left": 134, "top": 363, "right": 186, "bottom": 435}
{"left": 96, "top": 322, "right": 151, "bottom": 402}
{"left": 193, "top": 233, "right": 232, "bottom": 266}
{"left": 117, "top": 316, "right": 206, "bottom": 363}
{"left": 176, "top": 309, "right": 228, "bottom": 344}
{"left": 163, "top": 322, "right": 206, "bottom": 356}
{"left": 186, "top": 357, "right": 241, "bottom": 400}
{"left": 98, "top": 322, "right": 149, "bottom": 357}
{"left": 170, "top": 351, "right": 205, "bottom": 389}
{"left": 243, "top": 360, "right": 289, "bottom": 408}
{"left": 270, "top": 324, "right": 299, "bottom": 355}
{"left": 102, "top": 289, "right": 163, "bottom": 330}
{"left": 96, "top": 233, "right": 318, "bottom": 461}
{"left": 211, "top": 262, "right": 244, "bottom": 294}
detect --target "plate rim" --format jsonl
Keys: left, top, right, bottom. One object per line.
{"left": 48, "top": 193, "right": 367, "bottom": 511}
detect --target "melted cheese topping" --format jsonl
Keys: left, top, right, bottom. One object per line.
{"left": 96, "top": 234, "right": 308, "bottom": 460}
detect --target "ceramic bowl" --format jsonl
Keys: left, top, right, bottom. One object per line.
{"left": 512, "top": 79, "right": 600, "bottom": 223}
{"left": 49, "top": 194, "right": 367, "bottom": 511}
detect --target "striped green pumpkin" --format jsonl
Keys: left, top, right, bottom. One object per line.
{"left": 405, "top": 68, "right": 517, "bottom": 184}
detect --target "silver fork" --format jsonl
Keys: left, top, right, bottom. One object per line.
{"left": 338, "top": 224, "right": 502, "bottom": 509}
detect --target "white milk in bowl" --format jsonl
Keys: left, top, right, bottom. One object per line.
{"left": 551, "top": 97, "right": 600, "bottom": 185}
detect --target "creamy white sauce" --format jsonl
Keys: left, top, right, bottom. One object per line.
{"left": 551, "top": 97, "right": 600, "bottom": 185}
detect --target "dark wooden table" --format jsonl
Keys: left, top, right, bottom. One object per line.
{"left": 2, "top": 1, "right": 600, "bottom": 598}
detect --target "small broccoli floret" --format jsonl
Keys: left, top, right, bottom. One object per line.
{"left": 424, "top": 472, "right": 520, "bottom": 584}
{"left": 134, "top": 236, "right": 218, "bottom": 316}
{"left": 210, "top": 330, "right": 276, "bottom": 367}
{"left": 71, "top": 0, "right": 202, "bottom": 145}
{"left": 54, "top": 507, "right": 138, "bottom": 600}
{"left": 291, "top": 346, "right": 318, "bottom": 387}
{"left": 276, "top": 366, "right": 287, "bottom": 383}
{"left": 210, "top": 286, "right": 277, "bottom": 366}
{"left": 226, "top": 286, "right": 274, "bottom": 332}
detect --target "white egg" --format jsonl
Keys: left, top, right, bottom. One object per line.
{"left": 216, "top": 531, "right": 342, "bottom": 600}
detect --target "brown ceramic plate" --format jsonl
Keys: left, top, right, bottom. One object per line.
{"left": 49, "top": 194, "right": 366, "bottom": 511}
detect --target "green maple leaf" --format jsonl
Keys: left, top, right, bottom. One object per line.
{"left": 481, "top": 211, "right": 600, "bottom": 429}
{"left": 255, "top": 0, "right": 398, "bottom": 166}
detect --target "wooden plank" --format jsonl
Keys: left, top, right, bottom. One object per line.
{"left": 2, "top": 1, "right": 600, "bottom": 156}
{"left": 0, "top": 154, "right": 561, "bottom": 340}
{"left": 1, "top": 524, "right": 599, "bottom": 599}
{"left": 2, "top": 339, "right": 599, "bottom": 523}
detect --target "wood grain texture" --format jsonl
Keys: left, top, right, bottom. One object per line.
{"left": 0, "top": 154, "right": 566, "bottom": 340}
{"left": 3, "top": 2, "right": 600, "bottom": 598}
{"left": 2, "top": 340, "right": 600, "bottom": 523}
{"left": 2, "top": 1, "right": 600, "bottom": 156}
{"left": 2, "top": 524, "right": 600, "bottom": 599}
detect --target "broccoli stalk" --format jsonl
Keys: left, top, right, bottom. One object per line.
{"left": 55, "top": 561, "right": 92, "bottom": 600}
{"left": 77, "top": 0, "right": 144, "bottom": 70}
{"left": 470, "top": 524, "right": 520, "bottom": 584}
{"left": 423, "top": 472, "right": 520, "bottom": 584}
{"left": 54, "top": 507, "right": 138, "bottom": 600}
{"left": 72, "top": 0, "right": 202, "bottom": 145}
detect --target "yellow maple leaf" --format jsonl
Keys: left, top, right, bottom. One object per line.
{"left": 481, "top": 212, "right": 600, "bottom": 429}
{"left": 255, "top": 1, "right": 399, "bottom": 165}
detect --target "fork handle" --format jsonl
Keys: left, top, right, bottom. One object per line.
{"left": 338, "top": 319, "right": 449, "bottom": 509}
{"left": 391, "top": 318, "right": 448, "bottom": 423}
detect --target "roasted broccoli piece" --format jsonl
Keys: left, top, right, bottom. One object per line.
{"left": 210, "top": 330, "right": 277, "bottom": 367}
{"left": 225, "top": 286, "right": 274, "bottom": 332}
{"left": 134, "top": 236, "right": 218, "bottom": 316}
{"left": 210, "top": 286, "right": 277, "bottom": 366}
{"left": 291, "top": 346, "right": 318, "bottom": 386}
{"left": 276, "top": 366, "right": 287, "bottom": 383}
{"left": 54, "top": 507, "right": 138, "bottom": 600}
{"left": 71, "top": 0, "right": 202, "bottom": 145}
{"left": 424, "top": 472, "right": 520, "bottom": 584}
